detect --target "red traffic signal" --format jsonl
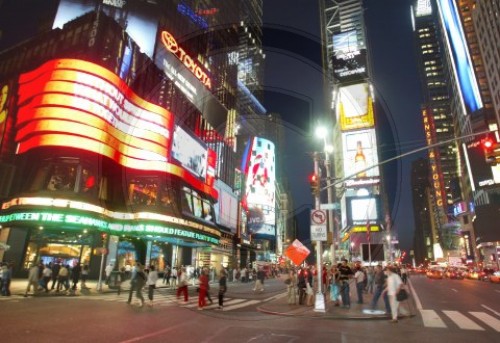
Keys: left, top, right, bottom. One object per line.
{"left": 309, "top": 173, "right": 319, "bottom": 195}
{"left": 482, "top": 135, "right": 498, "bottom": 164}
{"left": 482, "top": 137, "right": 494, "bottom": 150}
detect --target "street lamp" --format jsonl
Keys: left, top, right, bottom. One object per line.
{"left": 315, "top": 126, "right": 336, "bottom": 266}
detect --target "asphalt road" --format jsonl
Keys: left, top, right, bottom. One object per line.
{"left": 1, "top": 275, "right": 499, "bottom": 343}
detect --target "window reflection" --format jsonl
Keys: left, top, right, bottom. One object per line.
{"left": 128, "top": 178, "right": 158, "bottom": 206}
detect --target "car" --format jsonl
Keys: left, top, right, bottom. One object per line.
{"left": 444, "top": 267, "right": 465, "bottom": 279}
{"left": 489, "top": 271, "right": 500, "bottom": 284}
{"left": 426, "top": 267, "right": 444, "bottom": 279}
{"left": 479, "top": 268, "right": 496, "bottom": 281}
{"left": 467, "top": 269, "right": 480, "bottom": 280}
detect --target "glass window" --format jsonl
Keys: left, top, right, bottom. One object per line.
{"left": 181, "top": 187, "right": 193, "bottom": 214}
{"left": 192, "top": 191, "right": 203, "bottom": 218}
{"left": 45, "top": 163, "right": 78, "bottom": 192}
{"left": 159, "top": 185, "right": 179, "bottom": 214}
{"left": 128, "top": 178, "right": 158, "bottom": 206}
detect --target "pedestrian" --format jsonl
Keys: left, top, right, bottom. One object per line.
{"left": 401, "top": 265, "right": 408, "bottom": 285}
{"left": 176, "top": 266, "right": 188, "bottom": 303}
{"left": 163, "top": 264, "right": 171, "bottom": 285}
{"left": 338, "top": 259, "right": 354, "bottom": 308}
{"left": 127, "top": 262, "right": 140, "bottom": 304}
{"left": 105, "top": 263, "right": 114, "bottom": 285}
{"left": 117, "top": 266, "right": 125, "bottom": 295}
{"left": 171, "top": 267, "right": 178, "bottom": 286}
{"left": 384, "top": 266, "right": 404, "bottom": 323}
{"left": 1, "top": 262, "right": 12, "bottom": 296}
{"left": 131, "top": 264, "right": 147, "bottom": 307}
{"left": 370, "top": 265, "right": 391, "bottom": 313}
{"left": 217, "top": 269, "right": 227, "bottom": 310}
{"left": 240, "top": 267, "right": 247, "bottom": 283}
{"left": 253, "top": 267, "right": 265, "bottom": 292}
{"left": 147, "top": 265, "right": 158, "bottom": 307}
{"left": 297, "top": 268, "right": 307, "bottom": 305}
{"left": 42, "top": 264, "right": 52, "bottom": 292}
{"left": 232, "top": 268, "right": 238, "bottom": 283}
{"left": 81, "top": 265, "right": 90, "bottom": 289}
{"left": 70, "top": 263, "right": 81, "bottom": 291}
{"left": 198, "top": 268, "right": 209, "bottom": 310}
{"left": 50, "top": 262, "right": 60, "bottom": 290}
{"left": 25, "top": 262, "right": 40, "bottom": 297}
{"left": 354, "top": 266, "right": 365, "bottom": 304}
{"left": 124, "top": 264, "right": 131, "bottom": 279}
{"left": 329, "top": 265, "right": 340, "bottom": 306}
{"left": 56, "top": 264, "right": 70, "bottom": 292}
{"left": 286, "top": 268, "right": 297, "bottom": 305}
{"left": 366, "top": 266, "right": 375, "bottom": 293}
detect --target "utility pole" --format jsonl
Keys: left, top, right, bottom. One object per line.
{"left": 324, "top": 151, "right": 336, "bottom": 265}
{"left": 313, "top": 152, "right": 325, "bottom": 312}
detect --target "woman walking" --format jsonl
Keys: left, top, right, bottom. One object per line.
{"left": 176, "top": 267, "right": 188, "bottom": 303}
{"left": 286, "top": 268, "right": 297, "bottom": 305}
{"left": 198, "top": 268, "right": 209, "bottom": 310}
{"left": 147, "top": 265, "right": 158, "bottom": 307}
{"left": 217, "top": 269, "right": 227, "bottom": 310}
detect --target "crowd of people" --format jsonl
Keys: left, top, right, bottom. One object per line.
{"left": 284, "top": 260, "right": 408, "bottom": 323}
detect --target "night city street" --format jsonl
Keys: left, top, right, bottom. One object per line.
{"left": 1, "top": 0, "right": 500, "bottom": 342}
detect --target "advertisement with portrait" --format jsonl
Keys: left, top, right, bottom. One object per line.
{"left": 171, "top": 125, "right": 208, "bottom": 182}
{"left": 241, "top": 137, "right": 276, "bottom": 237}
{"left": 345, "top": 195, "right": 381, "bottom": 227}
{"left": 336, "top": 83, "right": 374, "bottom": 131}
{"left": 342, "top": 129, "right": 380, "bottom": 180}
{"left": 0, "top": 79, "right": 16, "bottom": 159}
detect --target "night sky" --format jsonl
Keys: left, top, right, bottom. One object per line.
{"left": 263, "top": 0, "right": 426, "bottom": 256}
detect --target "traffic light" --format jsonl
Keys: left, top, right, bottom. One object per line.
{"left": 309, "top": 173, "right": 319, "bottom": 195}
{"left": 482, "top": 135, "right": 498, "bottom": 165}
{"left": 100, "top": 233, "right": 108, "bottom": 246}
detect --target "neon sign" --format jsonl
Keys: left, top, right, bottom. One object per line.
{"left": 161, "top": 31, "right": 212, "bottom": 89}
{"left": 0, "top": 211, "right": 219, "bottom": 245}
{"left": 15, "top": 59, "right": 217, "bottom": 199}
{"left": 177, "top": 3, "right": 208, "bottom": 29}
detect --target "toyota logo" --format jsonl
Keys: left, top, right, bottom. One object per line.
{"left": 161, "top": 31, "right": 178, "bottom": 53}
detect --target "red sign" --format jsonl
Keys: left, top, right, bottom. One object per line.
{"left": 285, "top": 239, "right": 311, "bottom": 266}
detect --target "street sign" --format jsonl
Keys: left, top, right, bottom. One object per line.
{"left": 391, "top": 240, "right": 399, "bottom": 244}
{"left": 320, "top": 203, "right": 340, "bottom": 210}
{"left": 311, "top": 209, "right": 327, "bottom": 225}
{"left": 311, "top": 225, "right": 327, "bottom": 241}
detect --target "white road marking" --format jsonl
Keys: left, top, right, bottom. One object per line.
{"left": 420, "top": 309, "right": 447, "bottom": 328}
{"left": 470, "top": 312, "right": 500, "bottom": 332}
{"left": 264, "top": 292, "right": 287, "bottom": 302}
{"left": 451, "top": 289, "right": 458, "bottom": 292}
{"left": 481, "top": 304, "right": 500, "bottom": 317}
{"left": 222, "top": 299, "right": 261, "bottom": 311}
{"left": 443, "top": 310, "right": 484, "bottom": 331}
{"left": 408, "top": 278, "right": 423, "bottom": 310}
{"left": 495, "top": 290, "right": 500, "bottom": 294}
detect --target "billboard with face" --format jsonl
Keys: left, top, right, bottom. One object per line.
{"left": 241, "top": 137, "right": 276, "bottom": 237}
{"left": 336, "top": 83, "right": 374, "bottom": 131}
{"left": 342, "top": 129, "right": 380, "bottom": 179}
{"left": 171, "top": 125, "right": 208, "bottom": 182}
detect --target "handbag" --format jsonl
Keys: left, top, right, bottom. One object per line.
{"left": 396, "top": 288, "right": 408, "bottom": 301}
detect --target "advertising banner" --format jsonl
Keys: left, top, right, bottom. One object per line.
{"left": 336, "top": 83, "right": 374, "bottom": 131}
{"left": 342, "top": 129, "right": 380, "bottom": 179}
{"left": 285, "top": 239, "right": 310, "bottom": 266}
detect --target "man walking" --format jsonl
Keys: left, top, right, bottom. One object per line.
{"left": 370, "top": 265, "right": 391, "bottom": 313}
{"left": 24, "top": 263, "right": 40, "bottom": 297}
{"left": 338, "top": 259, "right": 353, "bottom": 308}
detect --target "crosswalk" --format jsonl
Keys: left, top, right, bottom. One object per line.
{"left": 78, "top": 290, "right": 268, "bottom": 312}
{"left": 420, "top": 309, "right": 500, "bottom": 332}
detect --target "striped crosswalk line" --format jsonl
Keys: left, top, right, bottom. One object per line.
{"left": 420, "top": 309, "right": 447, "bottom": 328}
{"left": 443, "top": 311, "right": 484, "bottom": 331}
{"left": 469, "top": 312, "right": 500, "bottom": 332}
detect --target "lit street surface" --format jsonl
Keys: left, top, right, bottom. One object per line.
{"left": 1, "top": 276, "right": 499, "bottom": 343}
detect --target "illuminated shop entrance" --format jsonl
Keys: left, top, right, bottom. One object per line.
{"left": 23, "top": 228, "right": 92, "bottom": 269}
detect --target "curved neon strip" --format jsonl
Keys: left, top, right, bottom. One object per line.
{"left": 1, "top": 196, "right": 220, "bottom": 238}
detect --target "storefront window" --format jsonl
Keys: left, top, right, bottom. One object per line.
{"left": 23, "top": 242, "right": 38, "bottom": 269}
{"left": 128, "top": 177, "right": 158, "bottom": 206}
{"left": 181, "top": 187, "right": 194, "bottom": 214}
{"left": 117, "top": 241, "right": 137, "bottom": 269}
{"left": 181, "top": 187, "right": 215, "bottom": 223}
{"left": 78, "top": 167, "right": 97, "bottom": 196}
{"left": 159, "top": 185, "right": 179, "bottom": 215}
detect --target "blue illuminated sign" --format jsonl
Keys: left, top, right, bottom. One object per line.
{"left": 177, "top": 2, "right": 208, "bottom": 30}
{"left": 437, "top": 0, "right": 482, "bottom": 113}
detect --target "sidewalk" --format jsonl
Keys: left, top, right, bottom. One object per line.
{"left": 256, "top": 279, "right": 417, "bottom": 321}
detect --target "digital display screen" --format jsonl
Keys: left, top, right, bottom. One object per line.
{"left": 171, "top": 125, "right": 208, "bottom": 181}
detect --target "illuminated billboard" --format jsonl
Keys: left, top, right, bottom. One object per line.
{"left": 0, "top": 80, "right": 15, "bottom": 159}
{"left": 172, "top": 125, "right": 208, "bottom": 182}
{"left": 332, "top": 31, "right": 367, "bottom": 82}
{"left": 15, "top": 58, "right": 217, "bottom": 199}
{"left": 342, "top": 129, "right": 380, "bottom": 179}
{"left": 241, "top": 137, "right": 276, "bottom": 237}
{"left": 346, "top": 195, "right": 381, "bottom": 226}
{"left": 437, "top": 0, "right": 482, "bottom": 114}
{"left": 213, "top": 179, "right": 238, "bottom": 233}
{"left": 336, "top": 83, "right": 374, "bottom": 131}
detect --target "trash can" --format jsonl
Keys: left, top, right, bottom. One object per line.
{"left": 107, "top": 271, "right": 122, "bottom": 289}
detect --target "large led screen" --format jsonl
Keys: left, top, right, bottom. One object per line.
{"left": 242, "top": 137, "right": 276, "bottom": 237}
{"left": 332, "top": 31, "right": 367, "bottom": 82}
{"left": 336, "top": 83, "right": 374, "bottom": 131}
{"left": 171, "top": 125, "right": 208, "bottom": 182}
{"left": 346, "top": 196, "right": 381, "bottom": 226}
{"left": 342, "top": 129, "right": 380, "bottom": 179}
{"left": 437, "top": 0, "right": 482, "bottom": 113}
{"left": 213, "top": 179, "right": 238, "bottom": 233}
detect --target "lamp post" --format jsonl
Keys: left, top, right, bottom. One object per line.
{"left": 312, "top": 152, "right": 325, "bottom": 312}
{"left": 315, "top": 126, "right": 336, "bottom": 265}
